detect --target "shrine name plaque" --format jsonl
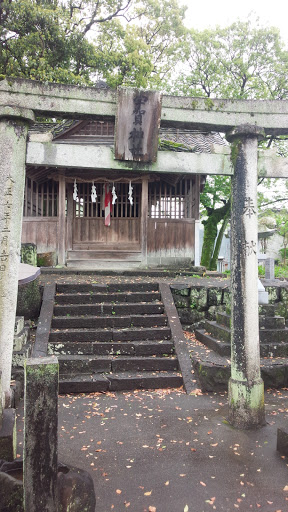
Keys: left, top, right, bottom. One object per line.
{"left": 115, "top": 88, "right": 162, "bottom": 162}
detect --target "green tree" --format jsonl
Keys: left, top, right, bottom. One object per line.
{"left": 199, "top": 176, "right": 231, "bottom": 269}
{"left": 277, "top": 213, "right": 288, "bottom": 265}
{"left": 0, "top": 0, "right": 187, "bottom": 87}
{"left": 170, "top": 18, "right": 288, "bottom": 269}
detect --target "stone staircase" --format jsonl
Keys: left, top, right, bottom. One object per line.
{"left": 193, "top": 306, "right": 288, "bottom": 390}
{"left": 39, "top": 282, "right": 184, "bottom": 393}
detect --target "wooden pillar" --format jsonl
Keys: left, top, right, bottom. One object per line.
{"left": 226, "top": 125, "right": 265, "bottom": 429}
{"left": 192, "top": 175, "right": 201, "bottom": 266}
{"left": 66, "top": 182, "right": 73, "bottom": 251}
{"left": 192, "top": 175, "right": 200, "bottom": 220}
{"left": 58, "top": 175, "right": 66, "bottom": 265}
{"left": 141, "top": 177, "right": 149, "bottom": 265}
{"left": 0, "top": 106, "right": 34, "bottom": 408}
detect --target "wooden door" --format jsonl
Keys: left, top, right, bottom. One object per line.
{"left": 72, "top": 182, "right": 141, "bottom": 250}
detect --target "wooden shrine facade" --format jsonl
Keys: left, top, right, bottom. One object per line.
{"left": 21, "top": 112, "right": 219, "bottom": 267}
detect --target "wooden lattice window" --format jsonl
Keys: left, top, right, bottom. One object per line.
{"left": 77, "top": 120, "right": 114, "bottom": 137}
{"left": 148, "top": 179, "right": 193, "bottom": 219}
{"left": 23, "top": 178, "right": 58, "bottom": 217}
{"left": 75, "top": 183, "right": 140, "bottom": 219}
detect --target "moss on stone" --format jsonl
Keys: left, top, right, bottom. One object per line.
{"left": 17, "top": 278, "right": 42, "bottom": 320}
{"left": 21, "top": 243, "right": 37, "bottom": 266}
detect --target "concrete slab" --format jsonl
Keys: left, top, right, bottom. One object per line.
{"left": 15, "top": 388, "right": 288, "bottom": 512}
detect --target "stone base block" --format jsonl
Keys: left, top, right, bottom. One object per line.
{"left": 0, "top": 409, "right": 16, "bottom": 461}
{"left": 228, "top": 378, "right": 265, "bottom": 429}
{"left": 21, "top": 243, "right": 37, "bottom": 266}
{"left": 14, "top": 317, "right": 25, "bottom": 336}
{"left": 13, "top": 327, "right": 29, "bottom": 352}
{"left": 16, "top": 278, "right": 42, "bottom": 320}
{"left": 0, "top": 460, "right": 96, "bottom": 512}
{"left": 12, "top": 343, "right": 32, "bottom": 369}
{"left": 277, "top": 428, "right": 288, "bottom": 457}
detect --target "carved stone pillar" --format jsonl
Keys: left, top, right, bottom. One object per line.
{"left": 0, "top": 106, "right": 34, "bottom": 407}
{"left": 226, "top": 125, "right": 265, "bottom": 429}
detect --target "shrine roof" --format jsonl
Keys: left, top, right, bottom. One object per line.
{"left": 28, "top": 120, "right": 227, "bottom": 153}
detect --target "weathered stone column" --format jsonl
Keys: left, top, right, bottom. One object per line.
{"left": 0, "top": 106, "right": 34, "bottom": 408}
{"left": 24, "top": 356, "right": 59, "bottom": 512}
{"left": 226, "top": 125, "right": 265, "bottom": 429}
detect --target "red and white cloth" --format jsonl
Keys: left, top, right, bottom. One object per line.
{"left": 104, "top": 184, "right": 112, "bottom": 226}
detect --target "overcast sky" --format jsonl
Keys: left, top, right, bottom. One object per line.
{"left": 178, "top": 0, "right": 288, "bottom": 45}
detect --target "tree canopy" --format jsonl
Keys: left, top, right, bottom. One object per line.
{"left": 2, "top": 6, "right": 288, "bottom": 269}
{"left": 0, "top": 0, "right": 187, "bottom": 87}
{"left": 168, "top": 18, "right": 288, "bottom": 269}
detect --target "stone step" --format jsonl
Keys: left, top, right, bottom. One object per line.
{"left": 217, "top": 312, "right": 286, "bottom": 330}
{"left": 38, "top": 280, "right": 185, "bottom": 395}
{"left": 195, "top": 329, "right": 230, "bottom": 357}
{"left": 58, "top": 355, "right": 179, "bottom": 374}
{"left": 193, "top": 356, "right": 288, "bottom": 392}
{"left": 204, "top": 320, "right": 231, "bottom": 343}
{"left": 259, "top": 328, "right": 288, "bottom": 343}
{"left": 59, "top": 371, "right": 183, "bottom": 394}
{"left": 259, "top": 316, "right": 286, "bottom": 329}
{"left": 50, "top": 326, "right": 171, "bottom": 343}
{"left": 259, "top": 304, "right": 278, "bottom": 316}
{"left": 56, "top": 283, "right": 158, "bottom": 293}
{"left": 48, "top": 340, "right": 175, "bottom": 356}
{"left": 205, "top": 319, "right": 288, "bottom": 344}
{"left": 72, "top": 242, "right": 140, "bottom": 251}
{"left": 53, "top": 303, "right": 164, "bottom": 317}
{"left": 55, "top": 291, "right": 161, "bottom": 304}
{"left": 66, "top": 260, "right": 142, "bottom": 270}
{"left": 216, "top": 312, "right": 231, "bottom": 328}
{"left": 195, "top": 328, "right": 288, "bottom": 358}
{"left": 67, "top": 250, "right": 142, "bottom": 261}
{"left": 51, "top": 314, "right": 167, "bottom": 330}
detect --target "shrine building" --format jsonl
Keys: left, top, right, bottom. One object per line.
{"left": 22, "top": 86, "right": 228, "bottom": 269}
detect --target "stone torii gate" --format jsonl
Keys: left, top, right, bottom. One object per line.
{"left": 1, "top": 79, "right": 288, "bottom": 428}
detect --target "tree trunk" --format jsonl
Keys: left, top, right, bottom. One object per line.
{"left": 210, "top": 207, "right": 230, "bottom": 270}
{"left": 200, "top": 200, "right": 231, "bottom": 269}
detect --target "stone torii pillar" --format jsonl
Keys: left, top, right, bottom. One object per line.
{"left": 226, "top": 125, "right": 265, "bottom": 429}
{"left": 0, "top": 106, "right": 34, "bottom": 408}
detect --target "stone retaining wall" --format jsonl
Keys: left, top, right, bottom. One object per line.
{"left": 171, "top": 281, "right": 288, "bottom": 329}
